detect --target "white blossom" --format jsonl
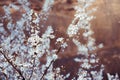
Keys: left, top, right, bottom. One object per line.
{"left": 107, "top": 73, "right": 120, "bottom": 80}
{"left": 42, "top": 0, "right": 54, "bottom": 12}
{"left": 73, "top": 38, "right": 88, "bottom": 56}
{"left": 0, "top": 0, "right": 110, "bottom": 80}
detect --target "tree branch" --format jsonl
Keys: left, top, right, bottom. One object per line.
{"left": 0, "top": 50, "right": 25, "bottom": 80}
{"left": 40, "top": 47, "right": 61, "bottom": 80}
{"left": 28, "top": 56, "right": 36, "bottom": 80}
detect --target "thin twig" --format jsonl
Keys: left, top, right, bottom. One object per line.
{"left": 40, "top": 47, "right": 61, "bottom": 80}
{"left": 40, "top": 60, "right": 54, "bottom": 80}
{"left": 0, "top": 50, "right": 25, "bottom": 80}
{"left": 28, "top": 56, "right": 36, "bottom": 80}
{"left": 0, "top": 69, "right": 8, "bottom": 80}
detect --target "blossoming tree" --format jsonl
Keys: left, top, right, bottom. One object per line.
{"left": 0, "top": 0, "right": 119, "bottom": 80}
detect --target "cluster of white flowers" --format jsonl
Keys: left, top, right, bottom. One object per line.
{"left": 73, "top": 38, "right": 88, "bottom": 56}
{"left": 0, "top": 0, "right": 119, "bottom": 80}
{"left": 56, "top": 37, "right": 68, "bottom": 49}
{"left": 77, "top": 65, "right": 104, "bottom": 80}
{"left": 107, "top": 73, "right": 120, "bottom": 80}
{"left": 42, "top": 0, "right": 54, "bottom": 12}
{"left": 0, "top": 0, "right": 57, "bottom": 79}
{"left": 66, "top": 0, "right": 109, "bottom": 80}
{"left": 67, "top": 0, "right": 96, "bottom": 37}
{"left": 67, "top": 0, "right": 97, "bottom": 56}
{"left": 28, "top": 26, "right": 55, "bottom": 57}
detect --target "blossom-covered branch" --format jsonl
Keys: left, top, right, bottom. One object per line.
{"left": 0, "top": 50, "right": 25, "bottom": 80}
